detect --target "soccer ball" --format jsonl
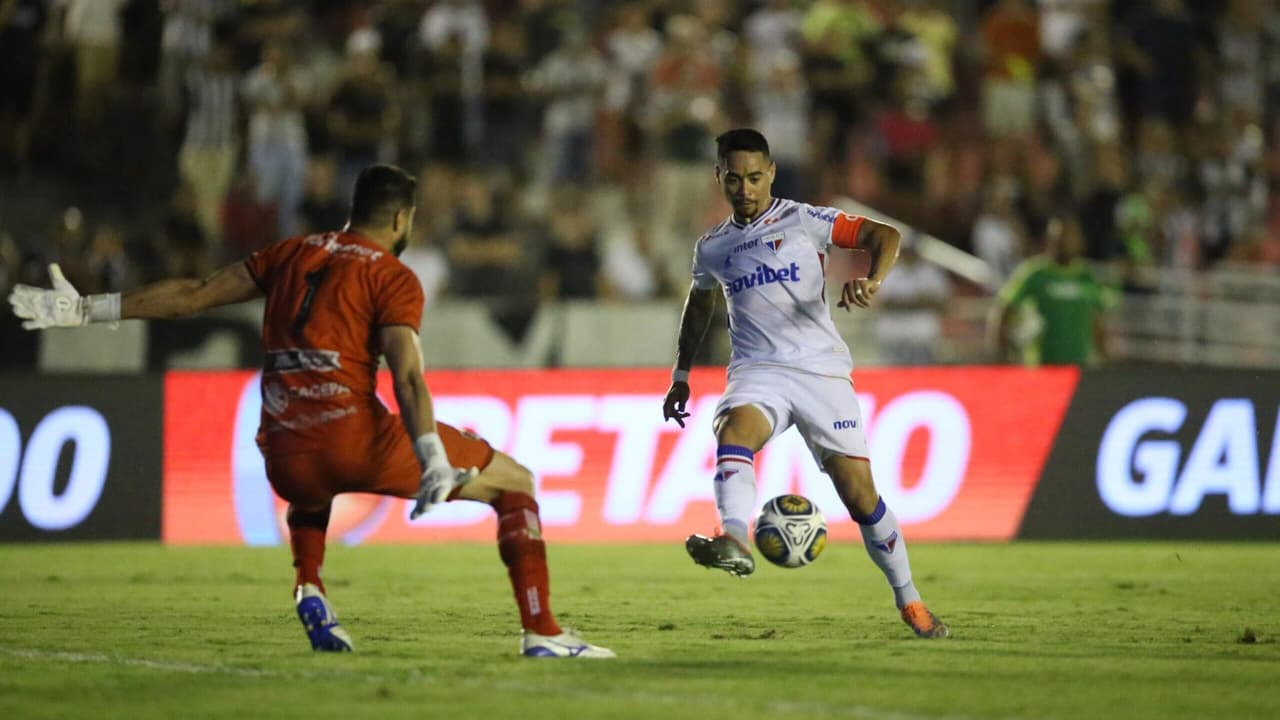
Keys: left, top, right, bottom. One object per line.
{"left": 753, "top": 494, "right": 827, "bottom": 568}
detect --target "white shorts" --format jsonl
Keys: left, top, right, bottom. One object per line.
{"left": 715, "top": 365, "right": 869, "bottom": 467}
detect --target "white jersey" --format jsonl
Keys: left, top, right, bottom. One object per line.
{"left": 691, "top": 197, "right": 866, "bottom": 378}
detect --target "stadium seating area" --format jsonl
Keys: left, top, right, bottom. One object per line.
{"left": 2, "top": 0, "right": 1279, "bottom": 369}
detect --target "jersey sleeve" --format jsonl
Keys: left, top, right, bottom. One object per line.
{"left": 373, "top": 264, "right": 426, "bottom": 330}
{"left": 690, "top": 238, "right": 717, "bottom": 290}
{"left": 798, "top": 204, "right": 866, "bottom": 250}
{"left": 997, "top": 258, "right": 1043, "bottom": 308}
{"left": 243, "top": 238, "right": 299, "bottom": 292}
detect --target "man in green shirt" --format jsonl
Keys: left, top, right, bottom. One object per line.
{"left": 989, "top": 215, "right": 1110, "bottom": 365}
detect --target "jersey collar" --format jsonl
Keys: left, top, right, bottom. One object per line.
{"left": 339, "top": 229, "right": 390, "bottom": 253}
{"left": 728, "top": 198, "right": 782, "bottom": 229}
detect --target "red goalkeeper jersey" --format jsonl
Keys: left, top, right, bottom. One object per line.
{"left": 244, "top": 231, "right": 424, "bottom": 453}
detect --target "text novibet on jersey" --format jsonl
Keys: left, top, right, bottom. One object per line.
{"left": 724, "top": 263, "right": 802, "bottom": 296}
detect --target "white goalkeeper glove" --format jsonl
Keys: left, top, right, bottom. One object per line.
{"left": 410, "top": 432, "right": 477, "bottom": 520}
{"left": 7, "top": 263, "right": 120, "bottom": 329}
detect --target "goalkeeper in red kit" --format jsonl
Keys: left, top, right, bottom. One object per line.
{"left": 8, "top": 164, "right": 613, "bottom": 658}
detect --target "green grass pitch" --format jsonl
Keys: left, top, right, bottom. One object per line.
{"left": 1, "top": 541, "right": 1276, "bottom": 719}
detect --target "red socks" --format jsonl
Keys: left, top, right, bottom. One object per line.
{"left": 287, "top": 495, "right": 561, "bottom": 637}
{"left": 287, "top": 504, "right": 330, "bottom": 595}
{"left": 493, "top": 492, "right": 561, "bottom": 636}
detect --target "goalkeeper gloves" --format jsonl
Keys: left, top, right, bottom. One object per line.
{"left": 7, "top": 263, "right": 120, "bottom": 329}
{"left": 410, "top": 432, "right": 477, "bottom": 519}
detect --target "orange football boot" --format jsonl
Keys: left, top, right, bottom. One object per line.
{"left": 900, "top": 601, "right": 950, "bottom": 638}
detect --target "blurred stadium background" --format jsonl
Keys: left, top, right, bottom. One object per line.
{"left": 1, "top": 0, "right": 1277, "bottom": 538}
{"left": 2, "top": 4, "right": 1278, "bottom": 717}
{"left": 1, "top": 0, "right": 1279, "bottom": 371}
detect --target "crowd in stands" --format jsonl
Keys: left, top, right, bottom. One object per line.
{"left": 2, "top": 0, "right": 1280, "bottom": 324}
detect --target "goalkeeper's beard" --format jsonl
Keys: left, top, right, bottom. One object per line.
{"left": 392, "top": 233, "right": 408, "bottom": 257}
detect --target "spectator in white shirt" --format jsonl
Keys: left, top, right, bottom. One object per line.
{"left": 526, "top": 23, "right": 608, "bottom": 186}
{"left": 158, "top": 0, "right": 233, "bottom": 120}
{"left": 56, "top": 0, "right": 127, "bottom": 127}
{"left": 179, "top": 39, "right": 240, "bottom": 244}
{"left": 243, "top": 42, "right": 310, "bottom": 238}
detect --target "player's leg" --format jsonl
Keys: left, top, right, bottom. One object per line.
{"left": 367, "top": 419, "right": 612, "bottom": 657}
{"left": 288, "top": 502, "right": 355, "bottom": 652}
{"left": 822, "top": 455, "right": 945, "bottom": 638}
{"left": 263, "top": 452, "right": 354, "bottom": 651}
{"left": 286, "top": 501, "right": 330, "bottom": 595}
{"left": 792, "top": 373, "right": 947, "bottom": 638}
{"left": 686, "top": 373, "right": 790, "bottom": 577}
{"left": 711, "top": 406, "right": 772, "bottom": 545}
{"left": 681, "top": 406, "right": 768, "bottom": 576}
{"left": 449, "top": 448, "right": 562, "bottom": 638}
{"left": 443, "top": 438, "right": 612, "bottom": 658}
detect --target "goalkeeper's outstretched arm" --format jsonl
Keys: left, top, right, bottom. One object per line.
{"left": 121, "top": 261, "right": 262, "bottom": 319}
{"left": 9, "top": 261, "right": 263, "bottom": 329}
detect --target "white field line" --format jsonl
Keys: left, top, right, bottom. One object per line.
{"left": 0, "top": 645, "right": 1004, "bottom": 720}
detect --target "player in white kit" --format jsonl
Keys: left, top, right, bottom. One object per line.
{"left": 661, "top": 129, "right": 948, "bottom": 639}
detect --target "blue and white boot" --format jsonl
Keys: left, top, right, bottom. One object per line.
{"left": 295, "top": 583, "right": 354, "bottom": 652}
{"left": 521, "top": 628, "right": 615, "bottom": 658}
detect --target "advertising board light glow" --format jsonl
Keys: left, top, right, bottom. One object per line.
{"left": 163, "top": 367, "right": 1078, "bottom": 545}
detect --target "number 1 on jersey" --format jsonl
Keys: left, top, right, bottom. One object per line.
{"left": 292, "top": 265, "right": 330, "bottom": 337}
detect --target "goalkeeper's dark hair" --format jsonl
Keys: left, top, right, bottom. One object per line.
{"left": 349, "top": 164, "right": 417, "bottom": 226}
{"left": 715, "top": 128, "right": 771, "bottom": 162}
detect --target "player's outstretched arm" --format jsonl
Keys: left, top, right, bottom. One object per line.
{"left": 663, "top": 284, "right": 716, "bottom": 427}
{"left": 121, "top": 261, "right": 263, "bottom": 319}
{"left": 9, "top": 261, "right": 263, "bottom": 329}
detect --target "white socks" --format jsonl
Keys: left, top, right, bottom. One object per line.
{"left": 714, "top": 445, "right": 757, "bottom": 545}
{"left": 856, "top": 497, "right": 921, "bottom": 609}
{"left": 712, "top": 448, "right": 922, "bottom": 610}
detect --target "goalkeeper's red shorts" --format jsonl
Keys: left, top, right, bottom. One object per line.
{"left": 261, "top": 412, "right": 496, "bottom": 509}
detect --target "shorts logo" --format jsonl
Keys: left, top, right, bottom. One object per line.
{"left": 832, "top": 419, "right": 858, "bottom": 430}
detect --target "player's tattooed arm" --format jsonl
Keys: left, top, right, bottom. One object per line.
{"left": 673, "top": 285, "right": 716, "bottom": 374}
{"left": 122, "top": 261, "right": 263, "bottom": 319}
{"left": 664, "top": 285, "right": 716, "bottom": 427}
{"left": 10, "top": 260, "right": 263, "bottom": 329}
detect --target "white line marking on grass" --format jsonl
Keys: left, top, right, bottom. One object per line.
{"left": 0, "top": 646, "right": 386, "bottom": 683}
{"left": 0, "top": 646, "right": 1003, "bottom": 720}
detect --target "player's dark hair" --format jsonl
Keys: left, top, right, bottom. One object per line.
{"left": 716, "top": 128, "right": 771, "bottom": 162}
{"left": 349, "top": 164, "right": 417, "bottom": 226}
